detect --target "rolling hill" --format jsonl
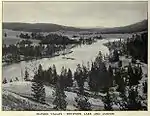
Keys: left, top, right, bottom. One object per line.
{"left": 95, "top": 19, "right": 148, "bottom": 33}
{"left": 3, "top": 23, "right": 83, "bottom": 32}
{"left": 3, "top": 19, "right": 148, "bottom": 33}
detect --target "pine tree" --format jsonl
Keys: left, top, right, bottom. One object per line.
{"left": 89, "top": 62, "right": 99, "bottom": 93}
{"left": 52, "top": 80, "right": 67, "bottom": 110}
{"left": 136, "top": 65, "right": 143, "bottom": 82}
{"left": 89, "top": 61, "right": 112, "bottom": 93}
{"left": 66, "top": 68, "right": 73, "bottom": 87}
{"left": 128, "top": 63, "right": 143, "bottom": 86}
{"left": 114, "top": 67, "right": 127, "bottom": 94}
{"left": 82, "top": 64, "right": 88, "bottom": 80}
{"left": 103, "top": 90, "right": 113, "bottom": 111}
{"left": 143, "top": 81, "right": 147, "bottom": 94}
{"left": 24, "top": 68, "right": 29, "bottom": 81}
{"left": 98, "top": 62, "right": 111, "bottom": 90}
{"left": 127, "top": 63, "right": 134, "bottom": 86}
{"left": 52, "top": 64, "right": 58, "bottom": 84}
{"left": 87, "top": 61, "right": 90, "bottom": 71}
{"left": 47, "top": 67, "right": 53, "bottom": 83}
{"left": 118, "top": 79, "right": 126, "bottom": 94}
{"left": 108, "top": 65, "right": 113, "bottom": 86}
{"left": 119, "top": 91, "right": 128, "bottom": 110}
{"left": 4, "top": 33, "right": 7, "bottom": 37}
{"left": 95, "top": 51, "right": 103, "bottom": 68}
{"left": 2, "top": 78, "right": 7, "bottom": 84}
{"left": 99, "top": 62, "right": 107, "bottom": 71}
{"left": 75, "top": 96, "right": 91, "bottom": 111}
{"left": 108, "top": 65, "right": 113, "bottom": 77}
{"left": 113, "top": 49, "right": 119, "bottom": 62}
{"left": 74, "top": 64, "right": 85, "bottom": 95}
{"left": 31, "top": 64, "right": 46, "bottom": 103}
{"left": 38, "top": 64, "right": 43, "bottom": 76}
{"left": 59, "top": 66, "right": 68, "bottom": 88}
{"left": 127, "top": 87, "right": 142, "bottom": 110}
{"left": 10, "top": 79, "right": 13, "bottom": 83}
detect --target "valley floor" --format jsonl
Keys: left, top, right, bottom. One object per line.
{"left": 2, "top": 35, "right": 148, "bottom": 111}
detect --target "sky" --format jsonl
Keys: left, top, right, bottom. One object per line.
{"left": 3, "top": 1, "right": 148, "bottom": 28}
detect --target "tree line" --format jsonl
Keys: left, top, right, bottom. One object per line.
{"left": 19, "top": 32, "right": 98, "bottom": 45}
{"left": 3, "top": 49, "right": 147, "bottom": 110}
{"left": 3, "top": 43, "right": 67, "bottom": 63}
{"left": 27, "top": 50, "right": 146, "bottom": 110}
{"left": 105, "top": 32, "right": 148, "bottom": 64}
{"left": 3, "top": 32, "right": 99, "bottom": 63}
{"left": 126, "top": 32, "right": 148, "bottom": 64}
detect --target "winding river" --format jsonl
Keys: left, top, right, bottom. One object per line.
{"left": 2, "top": 38, "right": 120, "bottom": 81}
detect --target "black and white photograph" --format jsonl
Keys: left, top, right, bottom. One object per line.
{"left": 2, "top": 1, "right": 148, "bottom": 111}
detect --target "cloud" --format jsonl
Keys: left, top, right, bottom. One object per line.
{"left": 3, "top": 1, "right": 147, "bottom": 27}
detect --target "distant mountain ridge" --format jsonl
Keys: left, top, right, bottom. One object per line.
{"left": 3, "top": 19, "right": 148, "bottom": 33}
{"left": 3, "top": 22, "right": 83, "bottom": 32}
{"left": 95, "top": 19, "right": 148, "bottom": 33}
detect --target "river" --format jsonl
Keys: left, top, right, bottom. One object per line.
{"left": 2, "top": 38, "right": 120, "bottom": 81}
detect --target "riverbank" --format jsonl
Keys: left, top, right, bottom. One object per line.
{"left": 2, "top": 44, "right": 78, "bottom": 67}
{"left": 2, "top": 39, "right": 109, "bottom": 81}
